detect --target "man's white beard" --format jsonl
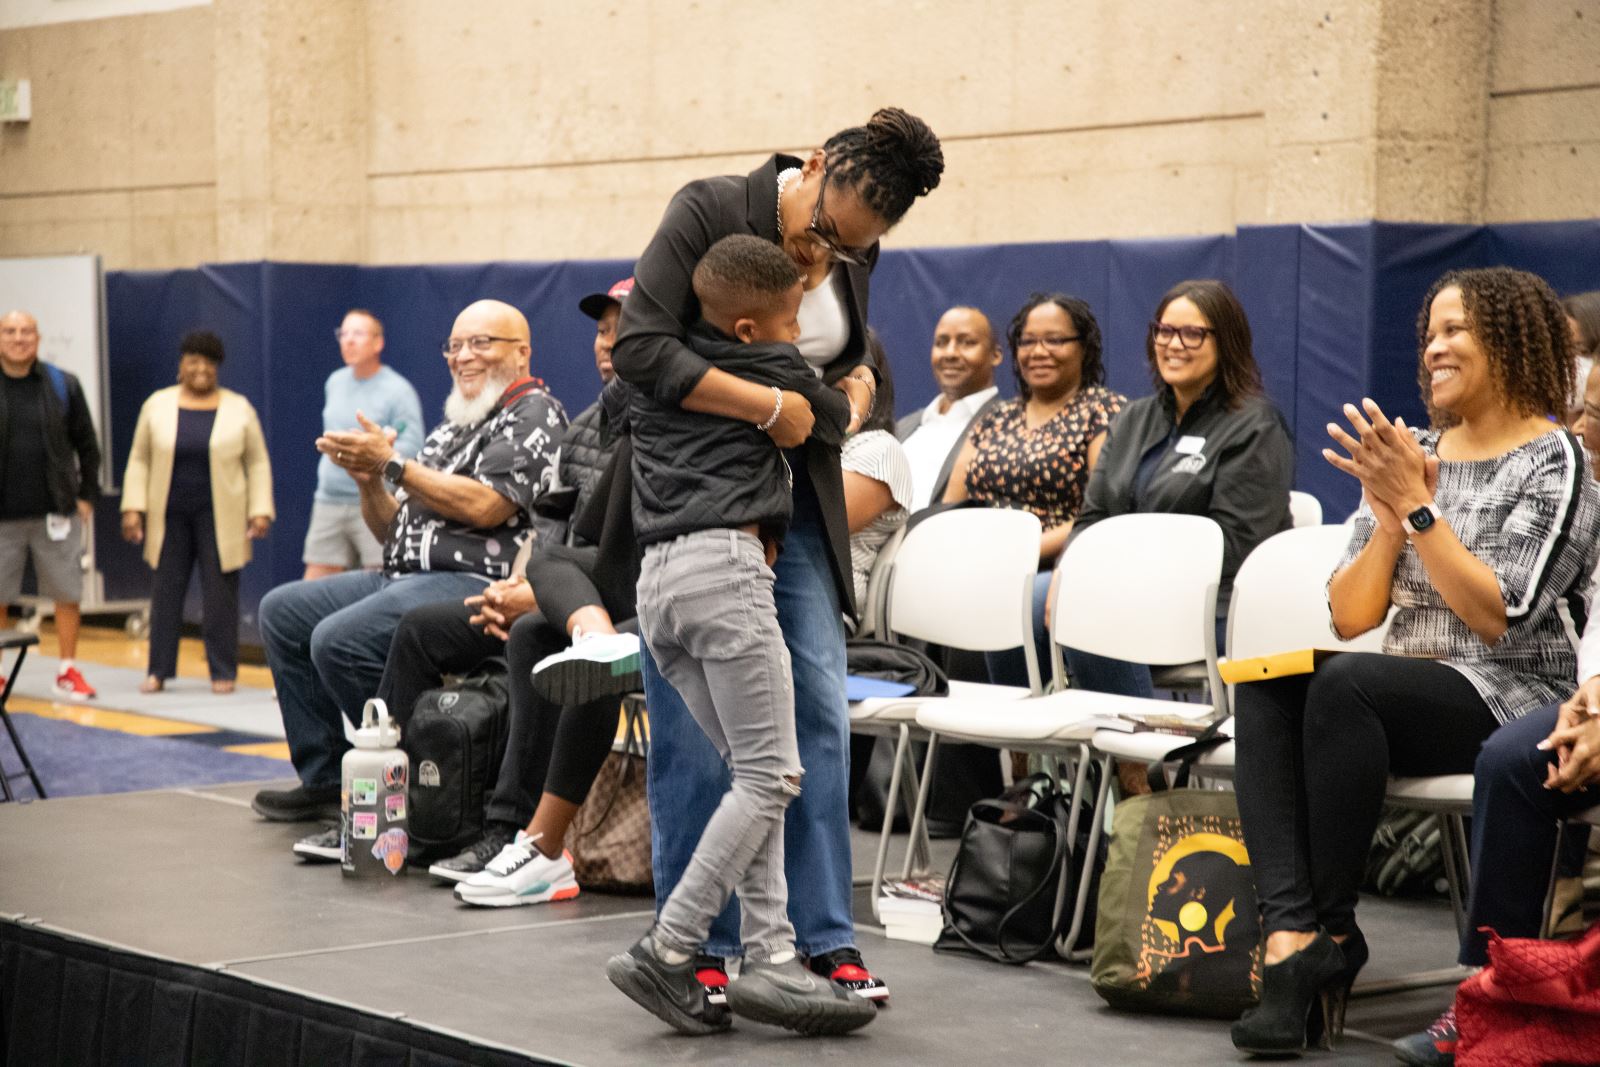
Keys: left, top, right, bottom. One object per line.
{"left": 444, "top": 370, "right": 515, "bottom": 428}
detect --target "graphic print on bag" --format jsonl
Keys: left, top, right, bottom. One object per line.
{"left": 1134, "top": 816, "right": 1261, "bottom": 999}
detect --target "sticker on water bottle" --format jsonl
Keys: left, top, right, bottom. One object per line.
{"left": 372, "top": 828, "right": 408, "bottom": 875}
{"left": 384, "top": 760, "right": 407, "bottom": 791}
{"left": 351, "top": 778, "right": 377, "bottom": 806}
{"left": 352, "top": 812, "right": 377, "bottom": 839}
{"left": 385, "top": 793, "right": 406, "bottom": 821}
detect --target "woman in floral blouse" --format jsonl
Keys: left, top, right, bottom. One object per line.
{"left": 944, "top": 292, "right": 1125, "bottom": 688}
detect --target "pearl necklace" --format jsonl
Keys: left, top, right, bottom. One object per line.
{"left": 775, "top": 167, "right": 801, "bottom": 236}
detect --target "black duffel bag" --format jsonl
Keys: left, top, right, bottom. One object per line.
{"left": 404, "top": 670, "right": 510, "bottom": 864}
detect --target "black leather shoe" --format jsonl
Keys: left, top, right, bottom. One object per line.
{"left": 251, "top": 783, "right": 340, "bottom": 822}
{"left": 426, "top": 823, "right": 518, "bottom": 883}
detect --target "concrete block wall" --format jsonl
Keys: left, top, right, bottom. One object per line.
{"left": 0, "top": 0, "right": 1596, "bottom": 271}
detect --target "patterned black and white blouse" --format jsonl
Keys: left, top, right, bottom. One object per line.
{"left": 1334, "top": 428, "right": 1600, "bottom": 723}
{"left": 384, "top": 380, "right": 567, "bottom": 581}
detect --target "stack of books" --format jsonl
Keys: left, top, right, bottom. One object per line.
{"left": 877, "top": 877, "right": 946, "bottom": 944}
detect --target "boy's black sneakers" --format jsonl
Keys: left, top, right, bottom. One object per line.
{"left": 807, "top": 947, "right": 889, "bottom": 1002}
{"left": 726, "top": 957, "right": 877, "bottom": 1036}
{"left": 606, "top": 935, "right": 732, "bottom": 1036}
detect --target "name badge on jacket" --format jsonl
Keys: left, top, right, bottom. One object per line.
{"left": 1175, "top": 435, "right": 1206, "bottom": 455}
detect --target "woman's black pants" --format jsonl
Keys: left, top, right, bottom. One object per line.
{"left": 1233, "top": 652, "right": 1499, "bottom": 938}
{"left": 147, "top": 505, "right": 239, "bottom": 681}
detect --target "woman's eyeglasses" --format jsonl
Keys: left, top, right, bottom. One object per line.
{"left": 806, "top": 170, "right": 873, "bottom": 267}
{"left": 1149, "top": 322, "right": 1216, "bottom": 349}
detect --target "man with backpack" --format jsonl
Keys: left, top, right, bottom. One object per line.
{"left": 0, "top": 310, "right": 103, "bottom": 699}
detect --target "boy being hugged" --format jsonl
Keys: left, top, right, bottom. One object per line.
{"left": 606, "top": 235, "right": 874, "bottom": 1037}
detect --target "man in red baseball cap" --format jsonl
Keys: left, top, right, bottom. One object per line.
{"left": 578, "top": 278, "right": 634, "bottom": 386}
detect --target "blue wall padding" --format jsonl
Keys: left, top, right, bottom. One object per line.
{"left": 99, "top": 221, "right": 1600, "bottom": 632}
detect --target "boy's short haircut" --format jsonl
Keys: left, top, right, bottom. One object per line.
{"left": 692, "top": 234, "right": 804, "bottom": 324}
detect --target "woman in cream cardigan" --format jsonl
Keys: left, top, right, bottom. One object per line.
{"left": 122, "top": 331, "right": 274, "bottom": 693}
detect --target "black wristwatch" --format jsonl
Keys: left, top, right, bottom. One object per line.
{"left": 382, "top": 456, "right": 407, "bottom": 489}
{"left": 1403, "top": 502, "right": 1441, "bottom": 538}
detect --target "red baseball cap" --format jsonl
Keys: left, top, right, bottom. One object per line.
{"left": 578, "top": 277, "right": 634, "bottom": 320}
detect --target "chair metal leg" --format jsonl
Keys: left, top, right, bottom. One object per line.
{"left": 901, "top": 733, "right": 941, "bottom": 882}
{"left": 869, "top": 725, "right": 911, "bottom": 923}
{"left": 1438, "top": 813, "right": 1469, "bottom": 940}
{"left": 1057, "top": 753, "right": 1113, "bottom": 961}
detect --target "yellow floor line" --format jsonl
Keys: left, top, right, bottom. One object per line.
{"left": 7, "top": 695, "right": 218, "bottom": 736}
{"left": 225, "top": 741, "right": 292, "bottom": 760}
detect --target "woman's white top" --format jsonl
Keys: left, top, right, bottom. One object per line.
{"left": 795, "top": 269, "right": 850, "bottom": 373}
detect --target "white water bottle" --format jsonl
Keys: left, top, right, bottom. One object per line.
{"left": 340, "top": 699, "right": 411, "bottom": 878}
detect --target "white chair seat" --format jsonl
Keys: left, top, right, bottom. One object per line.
{"left": 1386, "top": 774, "right": 1474, "bottom": 812}
{"left": 849, "top": 680, "right": 1030, "bottom": 725}
{"left": 915, "top": 688, "right": 1216, "bottom": 745}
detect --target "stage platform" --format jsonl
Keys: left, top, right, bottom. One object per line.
{"left": 0, "top": 779, "right": 1457, "bottom": 1065}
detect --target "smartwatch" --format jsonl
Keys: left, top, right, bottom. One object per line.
{"left": 382, "top": 456, "right": 407, "bottom": 489}
{"left": 1403, "top": 502, "right": 1442, "bottom": 538}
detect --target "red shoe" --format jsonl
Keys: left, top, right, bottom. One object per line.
{"left": 694, "top": 954, "right": 728, "bottom": 1007}
{"left": 53, "top": 665, "right": 97, "bottom": 700}
{"left": 808, "top": 947, "right": 889, "bottom": 1003}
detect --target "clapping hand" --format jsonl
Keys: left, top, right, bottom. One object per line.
{"left": 318, "top": 411, "right": 399, "bottom": 477}
{"left": 1323, "top": 398, "right": 1439, "bottom": 528}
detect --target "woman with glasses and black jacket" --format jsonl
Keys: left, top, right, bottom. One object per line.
{"left": 609, "top": 108, "right": 943, "bottom": 1019}
{"left": 1051, "top": 278, "right": 1294, "bottom": 697}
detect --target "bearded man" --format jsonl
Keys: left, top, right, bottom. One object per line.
{"left": 253, "top": 299, "right": 566, "bottom": 821}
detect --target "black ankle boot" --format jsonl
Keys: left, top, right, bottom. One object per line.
{"left": 1231, "top": 932, "right": 1346, "bottom": 1055}
{"left": 1321, "top": 926, "right": 1368, "bottom": 1042}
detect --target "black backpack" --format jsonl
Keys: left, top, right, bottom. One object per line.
{"left": 403, "top": 671, "right": 511, "bottom": 864}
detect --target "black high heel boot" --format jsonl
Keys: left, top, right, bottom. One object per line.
{"left": 1231, "top": 931, "right": 1346, "bottom": 1055}
{"left": 1317, "top": 926, "right": 1368, "bottom": 1048}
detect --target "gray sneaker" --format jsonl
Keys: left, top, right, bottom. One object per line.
{"left": 725, "top": 956, "right": 877, "bottom": 1036}
{"left": 606, "top": 934, "right": 732, "bottom": 1036}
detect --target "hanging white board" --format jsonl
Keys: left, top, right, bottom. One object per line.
{"left": 0, "top": 254, "right": 111, "bottom": 486}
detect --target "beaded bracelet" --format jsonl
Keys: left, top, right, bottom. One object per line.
{"left": 756, "top": 386, "right": 783, "bottom": 432}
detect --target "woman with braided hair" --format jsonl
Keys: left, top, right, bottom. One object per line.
{"left": 1228, "top": 267, "right": 1600, "bottom": 1057}
{"left": 610, "top": 108, "right": 942, "bottom": 1026}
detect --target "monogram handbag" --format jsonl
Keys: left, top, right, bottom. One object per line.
{"left": 566, "top": 695, "right": 652, "bottom": 893}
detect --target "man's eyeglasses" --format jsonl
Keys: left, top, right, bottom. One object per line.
{"left": 807, "top": 170, "right": 873, "bottom": 267}
{"left": 442, "top": 335, "right": 520, "bottom": 357}
{"left": 1149, "top": 323, "right": 1216, "bottom": 350}
{"left": 1017, "top": 334, "right": 1081, "bottom": 352}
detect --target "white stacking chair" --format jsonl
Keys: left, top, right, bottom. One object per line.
{"left": 1289, "top": 490, "right": 1324, "bottom": 528}
{"left": 852, "top": 524, "right": 906, "bottom": 642}
{"left": 917, "top": 513, "right": 1226, "bottom": 957}
{"left": 1089, "top": 523, "right": 1387, "bottom": 775}
{"left": 849, "top": 507, "right": 1044, "bottom": 920}
{"left": 1148, "top": 491, "right": 1324, "bottom": 694}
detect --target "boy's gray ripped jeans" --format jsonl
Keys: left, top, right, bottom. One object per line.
{"left": 638, "top": 527, "right": 803, "bottom": 963}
